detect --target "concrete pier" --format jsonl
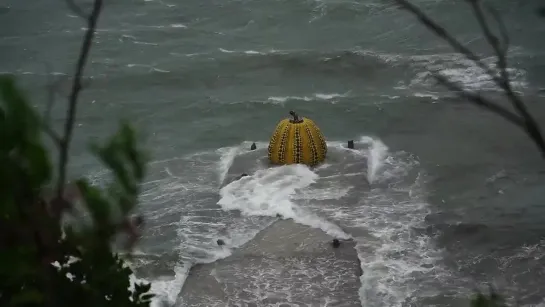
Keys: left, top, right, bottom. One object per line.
{"left": 178, "top": 219, "right": 362, "bottom": 306}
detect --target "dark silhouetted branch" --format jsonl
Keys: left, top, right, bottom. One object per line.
{"left": 393, "top": 0, "right": 502, "bottom": 84}
{"left": 56, "top": 0, "right": 104, "bottom": 199}
{"left": 44, "top": 74, "right": 69, "bottom": 125}
{"left": 394, "top": 0, "right": 545, "bottom": 158}
{"left": 469, "top": 1, "right": 507, "bottom": 71}
{"left": 42, "top": 64, "right": 68, "bottom": 147}
{"left": 434, "top": 74, "right": 524, "bottom": 128}
{"left": 485, "top": 5, "right": 509, "bottom": 57}
{"left": 44, "top": 63, "right": 56, "bottom": 123}
{"left": 538, "top": 7, "right": 545, "bottom": 18}
{"left": 43, "top": 123, "right": 63, "bottom": 147}
{"left": 65, "top": 0, "right": 87, "bottom": 18}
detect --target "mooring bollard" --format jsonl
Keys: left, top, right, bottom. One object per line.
{"left": 347, "top": 140, "right": 354, "bottom": 149}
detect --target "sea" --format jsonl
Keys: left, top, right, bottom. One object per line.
{"left": 2, "top": 0, "right": 545, "bottom": 306}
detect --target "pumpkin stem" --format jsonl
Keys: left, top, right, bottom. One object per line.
{"left": 289, "top": 110, "right": 303, "bottom": 123}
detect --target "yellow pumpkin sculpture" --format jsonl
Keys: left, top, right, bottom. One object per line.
{"left": 267, "top": 111, "right": 328, "bottom": 166}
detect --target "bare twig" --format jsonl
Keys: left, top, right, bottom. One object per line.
{"left": 44, "top": 74, "right": 68, "bottom": 124}
{"left": 434, "top": 74, "right": 524, "bottom": 128}
{"left": 42, "top": 123, "right": 63, "bottom": 147}
{"left": 44, "top": 63, "right": 55, "bottom": 122}
{"left": 42, "top": 64, "right": 65, "bottom": 147}
{"left": 45, "top": 81, "right": 56, "bottom": 124}
{"left": 485, "top": 5, "right": 509, "bottom": 56}
{"left": 393, "top": 0, "right": 503, "bottom": 85}
{"left": 468, "top": 0, "right": 545, "bottom": 156}
{"left": 65, "top": 0, "right": 87, "bottom": 18}
{"left": 56, "top": 0, "right": 104, "bottom": 199}
{"left": 394, "top": 0, "right": 545, "bottom": 158}
{"left": 469, "top": 0, "right": 506, "bottom": 71}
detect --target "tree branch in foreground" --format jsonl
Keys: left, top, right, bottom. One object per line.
{"left": 42, "top": 65, "right": 66, "bottom": 147}
{"left": 56, "top": 0, "right": 104, "bottom": 199}
{"left": 65, "top": 0, "right": 87, "bottom": 18}
{"left": 394, "top": 0, "right": 545, "bottom": 159}
{"left": 434, "top": 74, "right": 525, "bottom": 129}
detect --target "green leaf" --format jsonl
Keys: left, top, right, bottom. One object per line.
{"left": 9, "top": 289, "right": 44, "bottom": 305}
{"left": 470, "top": 290, "right": 507, "bottom": 307}
{"left": 1, "top": 74, "right": 153, "bottom": 307}
{"left": 76, "top": 179, "right": 112, "bottom": 228}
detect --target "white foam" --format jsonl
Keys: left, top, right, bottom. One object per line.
{"left": 127, "top": 63, "right": 169, "bottom": 73}
{"left": 355, "top": 48, "right": 528, "bottom": 94}
{"left": 413, "top": 92, "right": 440, "bottom": 101}
{"left": 88, "top": 136, "right": 443, "bottom": 306}
{"left": 216, "top": 145, "right": 241, "bottom": 186}
{"left": 408, "top": 52, "right": 528, "bottom": 92}
{"left": 218, "top": 47, "right": 284, "bottom": 56}
{"left": 290, "top": 136, "right": 445, "bottom": 305}
{"left": 217, "top": 164, "right": 351, "bottom": 239}
{"left": 151, "top": 68, "right": 170, "bottom": 73}
{"left": 359, "top": 136, "right": 389, "bottom": 183}
{"left": 244, "top": 50, "right": 264, "bottom": 55}
{"left": 335, "top": 137, "right": 444, "bottom": 306}
{"left": 133, "top": 41, "right": 159, "bottom": 46}
{"left": 381, "top": 95, "right": 401, "bottom": 99}
{"left": 129, "top": 265, "right": 190, "bottom": 307}
{"left": 314, "top": 93, "right": 346, "bottom": 100}
{"left": 115, "top": 144, "right": 280, "bottom": 304}
{"left": 219, "top": 48, "right": 235, "bottom": 53}
{"left": 94, "top": 147, "right": 236, "bottom": 306}
{"left": 266, "top": 92, "right": 348, "bottom": 105}
{"left": 293, "top": 185, "right": 353, "bottom": 201}
{"left": 268, "top": 95, "right": 313, "bottom": 103}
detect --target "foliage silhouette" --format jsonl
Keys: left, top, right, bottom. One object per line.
{"left": 0, "top": 76, "right": 154, "bottom": 306}
{"left": 470, "top": 290, "right": 507, "bottom": 307}
{"left": 0, "top": 0, "right": 154, "bottom": 305}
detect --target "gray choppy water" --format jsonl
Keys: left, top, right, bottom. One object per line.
{"left": 2, "top": 0, "right": 545, "bottom": 306}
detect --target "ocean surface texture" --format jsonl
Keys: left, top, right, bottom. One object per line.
{"left": 2, "top": 0, "right": 545, "bottom": 306}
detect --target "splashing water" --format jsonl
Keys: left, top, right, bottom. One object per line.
{"left": 87, "top": 136, "right": 445, "bottom": 307}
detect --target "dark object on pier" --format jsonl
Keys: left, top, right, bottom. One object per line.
{"left": 180, "top": 219, "right": 362, "bottom": 305}
{"left": 347, "top": 140, "right": 354, "bottom": 149}
{"left": 233, "top": 173, "right": 248, "bottom": 182}
{"left": 250, "top": 142, "right": 257, "bottom": 150}
{"left": 332, "top": 239, "right": 340, "bottom": 248}
{"left": 217, "top": 239, "right": 225, "bottom": 246}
